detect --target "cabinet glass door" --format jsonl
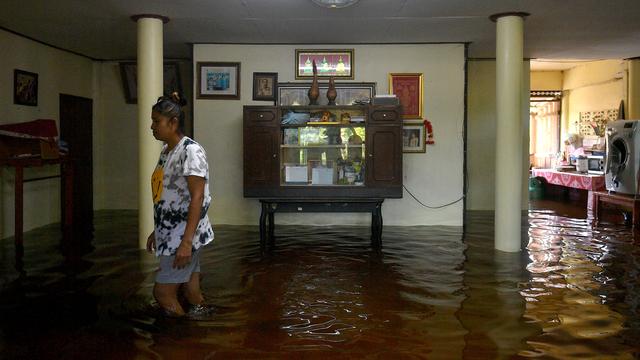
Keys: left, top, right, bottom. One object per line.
{"left": 281, "top": 125, "right": 366, "bottom": 186}
{"left": 279, "top": 106, "right": 367, "bottom": 187}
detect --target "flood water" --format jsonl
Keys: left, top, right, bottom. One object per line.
{"left": 0, "top": 204, "right": 639, "bottom": 359}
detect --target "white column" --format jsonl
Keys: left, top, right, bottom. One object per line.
{"left": 132, "top": 15, "right": 168, "bottom": 249}
{"left": 629, "top": 59, "right": 640, "bottom": 119}
{"left": 491, "top": 12, "right": 529, "bottom": 252}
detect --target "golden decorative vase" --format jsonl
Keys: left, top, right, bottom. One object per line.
{"left": 308, "top": 60, "right": 320, "bottom": 105}
{"left": 326, "top": 76, "right": 337, "bottom": 105}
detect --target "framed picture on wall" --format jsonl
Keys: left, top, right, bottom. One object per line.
{"left": 295, "top": 49, "right": 354, "bottom": 80}
{"left": 196, "top": 62, "right": 241, "bottom": 100}
{"left": 252, "top": 72, "right": 278, "bottom": 101}
{"left": 119, "top": 62, "right": 182, "bottom": 104}
{"left": 14, "top": 69, "right": 38, "bottom": 106}
{"left": 389, "top": 73, "right": 423, "bottom": 119}
{"left": 402, "top": 120, "right": 426, "bottom": 153}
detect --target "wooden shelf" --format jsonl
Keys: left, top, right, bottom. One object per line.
{"left": 281, "top": 122, "right": 365, "bottom": 128}
{"left": 281, "top": 105, "right": 368, "bottom": 111}
{"left": 281, "top": 144, "right": 364, "bottom": 148}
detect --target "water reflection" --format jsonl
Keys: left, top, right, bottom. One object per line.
{"left": 0, "top": 209, "right": 638, "bottom": 358}
{"left": 458, "top": 213, "right": 539, "bottom": 358}
{"left": 522, "top": 211, "right": 637, "bottom": 358}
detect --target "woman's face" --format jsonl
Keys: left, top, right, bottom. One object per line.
{"left": 151, "top": 110, "right": 176, "bottom": 141}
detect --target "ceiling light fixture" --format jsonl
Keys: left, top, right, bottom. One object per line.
{"left": 311, "top": 0, "right": 360, "bottom": 9}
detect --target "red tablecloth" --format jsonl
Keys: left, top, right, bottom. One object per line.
{"left": 531, "top": 169, "right": 605, "bottom": 191}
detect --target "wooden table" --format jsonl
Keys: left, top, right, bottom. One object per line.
{"left": 0, "top": 155, "right": 73, "bottom": 270}
{"left": 259, "top": 198, "right": 384, "bottom": 247}
{"left": 592, "top": 190, "right": 640, "bottom": 227}
{"left": 531, "top": 168, "right": 605, "bottom": 191}
{"left": 531, "top": 169, "right": 606, "bottom": 216}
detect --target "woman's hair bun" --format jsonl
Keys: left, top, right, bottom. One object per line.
{"left": 170, "top": 91, "right": 187, "bottom": 107}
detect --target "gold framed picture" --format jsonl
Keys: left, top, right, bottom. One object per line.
{"left": 295, "top": 49, "right": 354, "bottom": 80}
{"left": 389, "top": 73, "right": 423, "bottom": 119}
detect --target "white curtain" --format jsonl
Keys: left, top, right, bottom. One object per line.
{"left": 530, "top": 100, "right": 560, "bottom": 168}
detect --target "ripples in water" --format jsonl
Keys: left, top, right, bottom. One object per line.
{"left": 0, "top": 209, "right": 638, "bottom": 358}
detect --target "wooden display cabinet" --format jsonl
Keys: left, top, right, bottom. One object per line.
{"left": 243, "top": 104, "right": 402, "bottom": 198}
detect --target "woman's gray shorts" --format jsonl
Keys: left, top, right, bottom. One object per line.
{"left": 155, "top": 249, "right": 201, "bottom": 284}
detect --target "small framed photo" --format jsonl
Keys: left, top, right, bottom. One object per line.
{"left": 389, "top": 73, "right": 423, "bottom": 119}
{"left": 14, "top": 69, "right": 38, "bottom": 106}
{"left": 295, "top": 49, "right": 354, "bottom": 80}
{"left": 119, "top": 62, "right": 182, "bottom": 104}
{"left": 197, "top": 62, "right": 241, "bottom": 99}
{"left": 403, "top": 121, "right": 426, "bottom": 153}
{"left": 253, "top": 72, "right": 278, "bottom": 101}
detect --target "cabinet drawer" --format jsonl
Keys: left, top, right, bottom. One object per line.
{"left": 370, "top": 109, "right": 399, "bottom": 124}
{"left": 249, "top": 110, "right": 276, "bottom": 123}
{"left": 244, "top": 108, "right": 278, "bottom": 126}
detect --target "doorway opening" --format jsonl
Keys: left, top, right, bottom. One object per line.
{"left": 530, "top": 91, "right": 562, "bottom": 169}
{"left": 59, "top": 94, "right": 93, "bottom": 246}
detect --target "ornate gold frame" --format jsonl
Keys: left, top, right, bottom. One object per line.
{"left": 388, "top": 73, "right": 423, "bottom": 119}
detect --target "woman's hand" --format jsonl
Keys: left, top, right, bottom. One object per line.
{"left": 173, "top": 240, "right": 192, "bottom": 269}
{"left": 146, "top": 231, "right": 156, "bottom": 253}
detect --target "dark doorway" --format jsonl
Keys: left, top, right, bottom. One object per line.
{"left": 59, "top": 94, "right": 93, "bottom": 240}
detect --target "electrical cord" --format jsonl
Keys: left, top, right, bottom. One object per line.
{"left": 403, "top": 184, "right": 464, "bottom": 209}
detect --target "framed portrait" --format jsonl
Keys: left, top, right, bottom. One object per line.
{"left": 402, "top": 121, "right": 426, "bottom": 153}
{"left": 253, "top": 72, "right": 278, "bottom": 101}
{"left": 119, "top": 62, "right": 182, "bottom": 104}
{"left": 278, "top": 82, "right": 375, "bottom": 106}
{"left": 14, "top": 69, "right": 38, "bottom": 106}
{"left": 389, "top": 73, "right": 423, "bottom": 119}
{"left": 295, "top": 49, "right": 354, "bottom": 80}
{"left": 196, "top": 62, "right": 241, "bottom": 100}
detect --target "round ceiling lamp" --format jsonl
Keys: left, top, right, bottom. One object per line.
{"left": 311, "top": 0, "right": 360, "bottom": 9}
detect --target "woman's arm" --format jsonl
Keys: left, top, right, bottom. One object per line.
{"left": 173, "top": 175, "right": 205, "bottom": 269}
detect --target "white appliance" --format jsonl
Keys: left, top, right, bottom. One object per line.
{"left": 605, "top": 120, "right": 640, "bottom": 194}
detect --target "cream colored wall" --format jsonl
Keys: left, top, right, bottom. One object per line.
{"left": 466, "top": 59, "right": 530, "bottom": 211}
{"left": 561, "top": 60, "right": 626, "bottom": 139}
{"left": 93, "top": 62, "right": 138, "bottom": 210}
{"left": 194, "top": 44, "right": 465, "bottom": 226}
{"left": 0, "top": 29, "right": 94, "bottom": 239}
{"left": 0, "top": 28, "right": 193, "bottom": 239}
{"left": 629, "top": 59, "right": 640, "bottom": 119}
{"left": 531, "top": 71, "right": 562, "bottom": 90}
{"left": 93, "top": 60, "right": 192, "bottom": 210}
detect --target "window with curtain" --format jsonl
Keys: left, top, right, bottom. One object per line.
{"left": 530, "top": 92, "right": 561, "bottom": 168}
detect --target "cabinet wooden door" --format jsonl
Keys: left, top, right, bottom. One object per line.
{"left": 244, "top": 126, "right": 279, "bottom": 195}
{"left": 366, "top": 125, "right": 402, "bottom": 187}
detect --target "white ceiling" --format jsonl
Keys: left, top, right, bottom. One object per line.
{"left": 2, "top": 0, "right": 640, "bottom": 66}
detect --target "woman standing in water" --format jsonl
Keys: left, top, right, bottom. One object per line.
{"left": 146, "top": 92, "right": 214, "bottom": 318}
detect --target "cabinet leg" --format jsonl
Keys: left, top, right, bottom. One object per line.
{"left": 259, "top": 202, "right": 267, "bottom": 245}
{"left": 378, "top": 204, "right": 383, "bottom": 246}
{"left": 268, "top": 211, "right": 275, "bottom": 243}
{"left": 371, "top": 206, "right": 382, "bottom": 248}
{"left": 594, "top": 194, "right": 601, "bottom": 226}
{"left": 371, "top": 210, "right": 377, "bottom": 244}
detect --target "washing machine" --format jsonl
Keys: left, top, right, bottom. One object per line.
{"left": 605, "top": 120, "right": 640, "bottom": 194}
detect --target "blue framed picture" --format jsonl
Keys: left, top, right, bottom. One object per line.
{"left": 196, "top": 62, "right": 241, "bottom": 100}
